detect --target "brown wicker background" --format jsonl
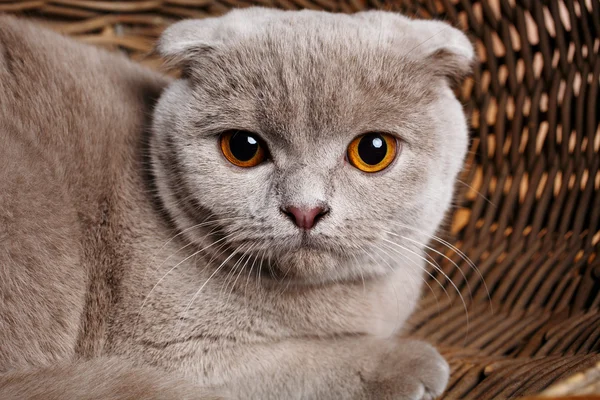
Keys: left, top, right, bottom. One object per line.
{"left": 1, "top": 0, "right": 598, "bottom": 399}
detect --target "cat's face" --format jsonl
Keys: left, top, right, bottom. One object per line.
{"left": 151, "top": 8, "right": 474, "bottom": 284}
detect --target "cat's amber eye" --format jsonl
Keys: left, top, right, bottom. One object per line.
{"left": 220, "top": 130, "right": 267, "bottom": 168}
{"left": 347, "top": 133, "right": 398, "bottom": 173}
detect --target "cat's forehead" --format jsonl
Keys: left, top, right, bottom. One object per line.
{"left": 189, "top": 31, "right": 435, "bottom": 147}
{"left": 161, "top": 8, "right": 474, "bottom": 148}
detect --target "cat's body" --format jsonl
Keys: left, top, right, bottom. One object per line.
{"left": 0, "top": 9, "right": 473, "bottom": 399}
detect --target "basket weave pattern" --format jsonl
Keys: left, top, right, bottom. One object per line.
{"left": 1, "top": 0, "right": 598, "bottom": 398}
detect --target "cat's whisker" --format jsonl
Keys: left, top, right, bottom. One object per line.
{"left": 373, "top": 242, "right": 442, "bottom": 317}
{"left": 244, "top": 248, "right": 261, "bottom": 301}
{"left": 274, "top": 257, "right": 294, "bottom": 296}
{"left": 147, "top": 228, "right": 238, "bottom": 294}
{"left": 378, "top": 240, "right": 450, "bottom": 302}
{"left": 367, "top": 244, "right": 406, "bottom": 331}
{"left": 381, "top": 238, "right": 470, "bottom": 339}
{"left": 266, "top": 252, "right": 276, "bottom": 283}
{"left": 175, "top": 247, "right": 242, "bottom": 338}
{"left": 370, "top": 242, "right": 445, "bottom": 331}
{"left": 279, "top": 254, "right": 294, "bottom": 282}
{"left": 154, "top": 241, "right": 197, "bottom": 272}
{"left": 255, "top": 248, "right": 267, "bottom": 291}
{"left": 387, "top": 232, "right": 474, "bottom": 306}
{"left": 134, "top": 230, "right": 242, "bottom": 337}
{"left": 219, "top": 244, "right": 250, "bottom": 300}
{"left": 142, "top": 216, "right": 244, "bottom": 289}
{"left": 348, "top": 250, "right": 367, "bottom": 298}
{"left": 385, "top": 221, "right": 492, "bottom": 312}
{"left": 456, "top": 179, "right": 496, "bottom": 207}
{"left": 375, "top": 241, "right": 450, "bottom": 341}
{"left": 137, "top": 215, "right": 213, "bottom": 305}
{"left": 203, "top": 230, "right": 248, "bottom": 268}
{"left": 223, "top": 244, "right": 257, "bottom": 305}
{"left": 427, "top": 235, "right": 492, "bottom": 312}
{"left": 157, "top": 216, "right": 244, "bottom": 255}
{"left": 281, "top": 267, "right": 296, "bottom": 293}
{"left": 226, "top": 247, "right": 256, "bottom": 306}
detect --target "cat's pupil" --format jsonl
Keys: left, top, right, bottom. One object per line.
{"left": 358, "top": 133, "right": 387, "bottom": 165}
{"left": 230, "top": 132, "right": 259, "bottom": 161}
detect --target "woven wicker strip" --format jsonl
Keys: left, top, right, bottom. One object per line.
{"left": 1, "top": 0, "right": 598, "bottom": 398}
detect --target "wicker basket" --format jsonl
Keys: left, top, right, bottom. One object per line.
{"left": 1, "top": 0, "right": 598, "bottom": 398}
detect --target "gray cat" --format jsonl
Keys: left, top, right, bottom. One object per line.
{"left": 0, "top": 7, "right": 473, "bottom": 399}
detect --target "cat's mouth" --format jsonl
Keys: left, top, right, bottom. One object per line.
{"left": 282, "top": 230, "right": 355, "bottom": 255}
{"left": 220, "top": 227, "right": 377, "bottom": 284}
{"left": 231, "top": 227, "right": 368, "bottom": 258}
{"left": 298, "top": 231, "right": 327, "bottom": 249}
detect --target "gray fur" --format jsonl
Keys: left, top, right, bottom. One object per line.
{"left": 0, "top": 8, "right": 473, "bottom": 399}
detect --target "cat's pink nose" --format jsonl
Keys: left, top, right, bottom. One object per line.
{"left": 283, "top": 205, "right": 329, "bottom": 230}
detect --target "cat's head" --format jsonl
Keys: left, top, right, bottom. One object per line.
{"left": 151, "top": 8, "right": 474, "bottom": 285}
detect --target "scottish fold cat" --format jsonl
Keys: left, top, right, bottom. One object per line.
{"left": 0, "top": 7, "right": 473, "bottom": 399}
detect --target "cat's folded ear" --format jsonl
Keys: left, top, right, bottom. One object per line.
{"left": 155, "top": 18, "right": 221, "bottom": 72}
{"left": 155, "top": 8, "right": 281, "bottom": 75}
{"left": 355, "top": 12, "right": 476, "bottom": 86}
{"left": 410, "top": 19, "right": 476, "bottom": 86}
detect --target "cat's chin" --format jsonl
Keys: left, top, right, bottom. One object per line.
{"left": 269, "top": 247, "right": 386, "bottom": 286}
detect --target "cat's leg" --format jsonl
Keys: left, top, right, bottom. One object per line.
{"left": 225, "top": 336, "right": 449, "bottom": 400}
{"left": 0, "top": 358, "right": 222, "bottom": 400}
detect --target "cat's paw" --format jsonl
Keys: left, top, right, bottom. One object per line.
{"left": 360, "top": 339, "right": 449, "bottom": 400}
